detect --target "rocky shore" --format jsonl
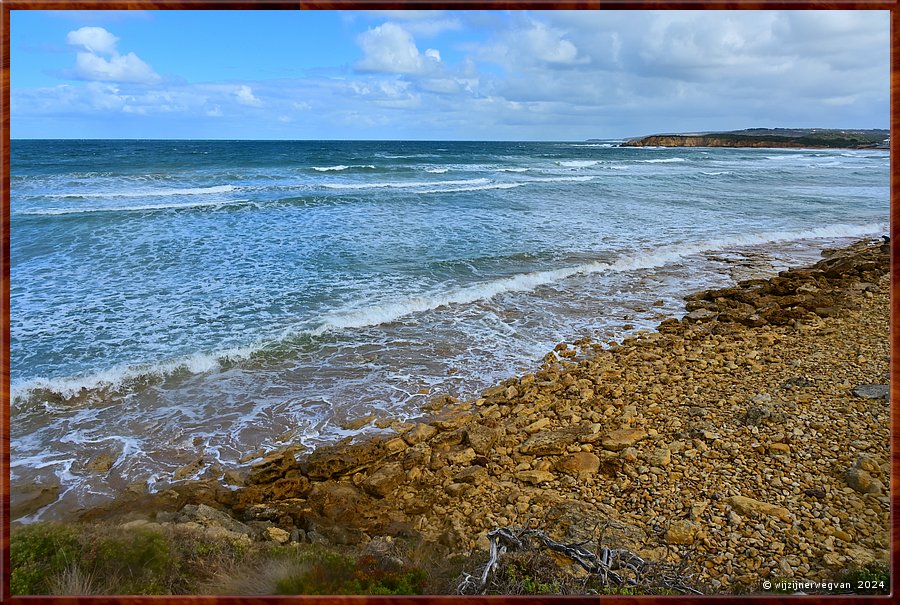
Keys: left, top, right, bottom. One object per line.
{"left": 76, "top": 237, "right": 891, "bottom": 593}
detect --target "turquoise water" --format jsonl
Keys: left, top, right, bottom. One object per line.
{"left": 9, "top": 140, "right": 889, "bottom": 518}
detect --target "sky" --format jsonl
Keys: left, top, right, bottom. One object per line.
{"left": 9, "top": 9, "right": 890, "bottom": 140}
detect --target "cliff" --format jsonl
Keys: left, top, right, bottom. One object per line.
{"left": 621, "top": 129, "right": 889, "bottom": 149}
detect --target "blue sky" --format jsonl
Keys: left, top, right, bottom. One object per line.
{"left": 10, "top": 10, "right": 890, "bottom": 140}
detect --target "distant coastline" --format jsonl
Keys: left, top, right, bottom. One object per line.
{"left": 620, "top": 128, "right": 889, "bottom": 150}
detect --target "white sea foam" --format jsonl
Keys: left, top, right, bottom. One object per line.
{"left": 557, "top": 160, "right": 601, "bottom": 168}
{"left": 312, "top": 165, "right": 376, "bottom": 171}
{"left": 322, "top": 178, "right": 489, "bottom": 190}
{"left": 416, "top": 176, "right": 593, "bottom": 194}
{"left": 45, "top": 184, "right": 237, "bottom": 199}
{"left": 418, "top": 183, "right": 524, "bottom": 194}
{"left": 12, "top": 347, "right": 256, "bottom": 407}
{"left": 311, "top": 221, "right": 886, "bottom": 334}
{"left": 700, "top": 171, "right": 733, "bottom": 176}
{"left": 527, "top": 176, "right": 595, "bottom": 183}
{"left": 638, "top": 158, "right": 686, "bottom": 164}
{"left": 20, "top": 198, "right": 253, "bottom": 216}
{"left": 426, "top": 168, "right": 450, "bottom": 173}
{"left": 499, "top": 167, "right": 530, "bottom": 172}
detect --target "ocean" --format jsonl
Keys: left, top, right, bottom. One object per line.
{"left": 8, "top": 139, "right": 889, "bottom": 519}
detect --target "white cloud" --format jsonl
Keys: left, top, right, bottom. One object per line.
{"left": 363, "top": 11, "right": 461, "bottom": 37}
{"left": 66, "top": 26, "right": 159, "bottom": 83}
{"left": 66, "top": 26, "right": 119, "bottom": 55}
{"left": 355, "top": 23, "right": 441, "bottom": 74}
{"left": 521, "top": 22, "right": 583, "bottom": 65}
{"left": 234, "top": 85, "right": 262, "bottom": 106}
{"left": 73, "top": 51, "right": 158, "bottom": 83}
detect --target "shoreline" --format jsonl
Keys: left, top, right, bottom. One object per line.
{"left": 15, "top": 236, "right": 891, "bottom": 593}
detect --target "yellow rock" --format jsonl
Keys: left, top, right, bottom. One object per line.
{"left": 727, "top": 495, "right": 791, "bottom": 522}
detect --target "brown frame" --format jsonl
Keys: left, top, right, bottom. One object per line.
{"left": 0, "top": 2, "right": 895, "bottom": 604}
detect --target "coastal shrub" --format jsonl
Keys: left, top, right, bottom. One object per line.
{"left": 80, "top": 526, "right": 175, "bottom": 594}
{"left": 171, "top": 528, "right": 253, "bottom": 588}
{"left": 839, "top": 563, "right": 890, "bottom": 594}
{"left": 10, "top": 523, "right": 81, "bottom": 594}
{"left": 273, "top": 549, "right": 426, "bottom": 595}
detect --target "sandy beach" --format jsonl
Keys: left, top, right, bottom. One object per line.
{"left": 53, "top": 236, "right": 889, "bottom": 594}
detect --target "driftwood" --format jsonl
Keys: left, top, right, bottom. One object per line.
{"left": 457, "top": 524, "right": 703, "bottom": 595}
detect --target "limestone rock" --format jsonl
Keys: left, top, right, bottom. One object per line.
{"left": 10, "top": 480, "right": 60, "bottom": 520}
{"left": 174, "top": 457, "right": 205, "bottom": 481}
{"left": 177, "top": 503, "right": 253, "bottom": 536}
{"left": 768, "top": 443, "right": 791, "bottom": 455}
{"left": 247, "top": 446, "right": 303, "bottom": 484}
{"left": 516, "top": 470, "right": 555, "bottom": 485}
{"left": 524, "top": 418, "right": 551, "bottom": 434}
{"left": 453, "top": 465, "right": 489, "bottom": 485}
{"left": 686, "top": 308, "right": 717, "bottom": 322}
{"left": 264, "top": 473, "right": 311, "bottom": 500}
{"left": 86, "top": 452, "right": 117, "bottom": 474}
{"left": 666, "top": 520, "right": 698, "bottom": 545}
{"left": 430, "top": 410, "right": 472, "bottom": 431}
{"left": 341, "top": 414, "right": 376, "bottom": 431}
{"left": 223, "top": 469, "right": 247, "bottom": 487}
{"left": 852, "top": 384, "right": 889, "bottom": 400}
{"left": 465, "top": 425, "right": 497, "bottom": 455}
{"left": 445, "top": 482, "right": 471, "bottom": 497}
{"left": 743, "top": 406, "right": 771, "bottom": 426}
{"left": 601, "top": 428, "right": 648, "bottom": 452}
{"left": 363, "top": 462, "right": 406, "bottom": 498}
{"left": 542, "top": 500, "right": 646, "bottom": 551}
{"left": 726, "top": 495, "right": 791, "bottom": 522}
{"left": 304, "top": 438, "right": 391, "bottom": 479}
{"left": 647, "top": 447, "right": 671, "bottom": 467}
{"left": 844, "top": 468, "right": 884, "bottom": 495}
{"left": 403, "top": 423, "right": 438, "bottom": 445}
{"left": 446, "top": 447, "right": 477, "bottom": 466}
{"left": 853, "top": 454, "right": 881, "bottom": 475}
{"left": 383, "top": 437, "right": 408, "bottom": 455}
{"left": 554, "top": 452, "right": 600, "bottom": 477}
{"left": 519, "top": 428, "right": 582, "bottom": 456}
{"left": 265, "top": 526, "right": 291, "bottom": 544}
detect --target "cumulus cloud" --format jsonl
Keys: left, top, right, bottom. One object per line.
{"left": 520, "top": 22, "right": 583, "bottom": 65}
{"left": 355, "top": 23, "right": 441, "bottom": 74}
{"left": 234, "top": 85, "right": 262, "bottom": 106}
{"left": 364, "top": 11, "right": 461, "bottom": 37}
{"left": 66, "top": 26, "right": 159, "bottom": 83}
{"left": 66, "top": 26, "right": 119, "bottom": 55}
{"left": 73, "top": 51, "right": 158, "bottom": 84}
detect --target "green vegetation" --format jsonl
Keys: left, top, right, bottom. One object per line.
{"left": 838, "top": 563, "right": 890, "bottom": 595}
{"left": 9, "top": 522, "right": 438, "bottom": 596}
{"left": 10, "top": 523, "right": 81, "bottom": 595}
{"left": 14, "top": 521, "right": 887, "bottom": 596}
{"left": 274, "top": 551, "right": 426, "bottom": 595}
{"left": 10, "top": 522, "right": 257, "bottom": 595}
